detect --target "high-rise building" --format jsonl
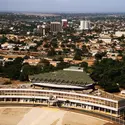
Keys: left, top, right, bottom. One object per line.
{"left": 42, "top": 25, "right": 46, "bottom": 36}
{"left": 50, "top": 22, "right": 62, "bottom": 32}
{"left": 79, "top": 20, "right": 91, "bottom": 30}
{"left": 62, "top": 19, "right": 68, "bottom": 28}
{"left": 37, "top": 25, "right": 46, "bottom": 36}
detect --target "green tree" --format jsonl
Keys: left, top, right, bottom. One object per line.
{"left": 3, "top": 57, "right": 23, "bottom": 80}
{"left": 13, "top": 46, "right": 19, "bottom": 51}
{"left": 90, "top": 58, "right": 124, "bottom": 92}
{"left": 95, "top": 52, "right": 106, "bottom": 60}
{"left": 47, "top": 48, "right": 56, "bottom": 57}
{"left": 80, "top": 62, "right": 88, "bottom": 69}
{"left": 82, "top": 45, "right": 89, "bottom": 54}
{"left": 0, "top": 35, "right": 7, "bottom": 44}
{"left": 19, "top": 64, "right": 30, "bottom": 81}
{"left": 51, "top": 38, "right": 58, "bottom": 48}
{"left": 73, "top": 52, "right": 82, "bottom": 60}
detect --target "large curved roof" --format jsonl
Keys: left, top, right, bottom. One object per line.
{"left": 30, "top": 70, "right": 94, "bottom": 86}
{"left": 32, "top": 82, "right": 94, "bottom": 90}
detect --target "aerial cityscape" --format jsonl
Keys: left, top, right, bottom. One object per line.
{"left": 0, "top": 0, "right": 125, "bottom": 125}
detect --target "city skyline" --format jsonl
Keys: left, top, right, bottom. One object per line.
{"left": 0, "top": 0, "right": 125, "bottom": 13}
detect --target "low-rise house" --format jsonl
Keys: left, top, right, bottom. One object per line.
{"left": 90, "top": 49, "right": 99, "bottom": 56}
{"left": 115, "top": 31, "right": 125, "bottom": 37}
{"left": 28, "top": 43, "right": 37, "bottom": 47}
{"left": 99, "top": 37, "right": 111, "bottom": 44}
{"left": 64, "top": 58, "right": 73, "bottom": 63}
{"left": 4, "top": 57, "right": 15, "bottom": 62}
{"left": 23, "top": 59, "right": 41, "bottom": 66}
{"left": 83, "top": 57, "right": 95, "bottom": 66}
{"left": 49, "top": 61, "right": 61, "bottom": 67}
{"left": 1, "top": 43, "right": 15, "bottom": 50}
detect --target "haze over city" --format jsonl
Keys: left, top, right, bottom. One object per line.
{"left": 0, "top": 0, "right": 125, "bottom": 13}
{"left": 1, "top": 0, "right": 125, "bottom": 125}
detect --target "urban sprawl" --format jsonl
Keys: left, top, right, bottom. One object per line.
{"left": 1, "top": 13, "right": 125, "bottom": 123}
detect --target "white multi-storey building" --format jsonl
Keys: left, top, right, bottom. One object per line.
{"left": 37, "top": 25, "right": 46, "bottom": 36}
{"left": 0, "top": 88, "right": 125, "bottom": 117}
{"left": 79, "top": 20, "right": 91, "bottom": 30}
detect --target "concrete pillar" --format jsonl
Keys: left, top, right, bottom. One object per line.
{"left": 74, "top": 103, "right": 76, "bottom": 107}
{"left": 86, "top": 105, "right": 88, "bottom": 109}
{"left": 88, "top": 106, "right": 91, "bottom": 110}
{"left": 80, "top": 104, "right": 82, "bottom": 108}
{"left": 4, "top": 98, "right": 6, "bottom": 102}
{"left": 20, "top": 99, "right": 23, "bottom": 103}
{"left": 104, "top": 108, "right": 106, "bottom": 113}
{"left": 98, "top": 107, "right": 100, "bottom": 112}
{"left": 110, "top": 110, "right": 112, "bottom": 115}
{"left": 116, "top": 111, "right": 119, "bottom": 117}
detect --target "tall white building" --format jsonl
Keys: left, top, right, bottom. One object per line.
{"left": 37, "top": 25, "right": 46, "bottom": 36}
{"left": 79, "top": 20, "right": 91, "bottom": 30}
{"left": 42, "top": 25, "right": 46, "bottom": 36}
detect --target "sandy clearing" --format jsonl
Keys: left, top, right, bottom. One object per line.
{"left": 0, "top": 107, "right": 115, "bottom": 125}
{"left": 62, "top": 111, "right": 108, "bottom": 125}
{"left": 0, "top": 108, "right": 30, "bottom": 125}
{"left": 18, "top": 108, "right": 66, "bottom": 125}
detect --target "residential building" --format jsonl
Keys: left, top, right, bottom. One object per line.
{"left": 50, "top": 22, "right": 62, "bottom": 32}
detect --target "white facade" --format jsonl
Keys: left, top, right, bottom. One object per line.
{"left": 115, "top": 31, "right": 125, "bottom": 37}
{"left": 37, "top": 25, "right": 46, "bottom": 36}
{"left": 79, "top": 20, "right": 91, "bottom": 30}
{"left": 99, "top": 38, "right": 112, "bottom": 44}
{"left": 0, "top": 88, "right": 125, "bottom": 118}
{"left": 42, "top": 25, "right": 46, "bottom": 36}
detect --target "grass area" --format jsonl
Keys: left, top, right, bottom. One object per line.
{"left": 30, "top": 70, "right": 93, "bottom": 85}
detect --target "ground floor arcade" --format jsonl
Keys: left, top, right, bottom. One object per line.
{"left": 0, "top": 97, "right": 119, "bottom": 117}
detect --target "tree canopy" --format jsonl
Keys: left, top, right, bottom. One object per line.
{"left": 90, "top": 58, "right": 125, "bottom": 92}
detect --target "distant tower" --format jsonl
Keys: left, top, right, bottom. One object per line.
{"left": 79, "top": 20, "right": 91, "bottom": 30}
{"left": 50, "top": 22, "right": 62, "bottom": 32}
{"left": 62, "top": 19, "right": 68, "bottom": 28}
{"left": 37, "top": 25, "right": 46, "bottom": 36}
{"left": 42, "top": 25, "right": 46, "bottom": 36}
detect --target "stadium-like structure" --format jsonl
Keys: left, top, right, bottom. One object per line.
{"left": 0, "top": 88, "right": 125, "bottom": 117}
{"left": 30, "top": 67, "right": 95, "bottom": 91}
{"left": 0, "top": 67, "right": 125, "bottom": 119}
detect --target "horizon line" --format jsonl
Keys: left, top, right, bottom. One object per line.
{"left": 0, "top": 10, "right": 125, "bottom": 14}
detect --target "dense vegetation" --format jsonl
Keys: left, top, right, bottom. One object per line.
{"left": 90, "top": 58, "right": 125, "bottom": 92}
{"left": 0, "top": 57, "right": 69, "bottom": 82}
{"left": 1, "top": 56, "right": 125, "bottom": 93}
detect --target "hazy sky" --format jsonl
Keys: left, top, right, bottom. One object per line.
{"left": 0, "top": 0, "right": 125, "bottom": 13}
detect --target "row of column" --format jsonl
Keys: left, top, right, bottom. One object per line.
{"left": 63, "top": 101, "right": 118, "bottom": 116}
{"left": 0, "top": 98, "right": 118, "bottom": 116}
